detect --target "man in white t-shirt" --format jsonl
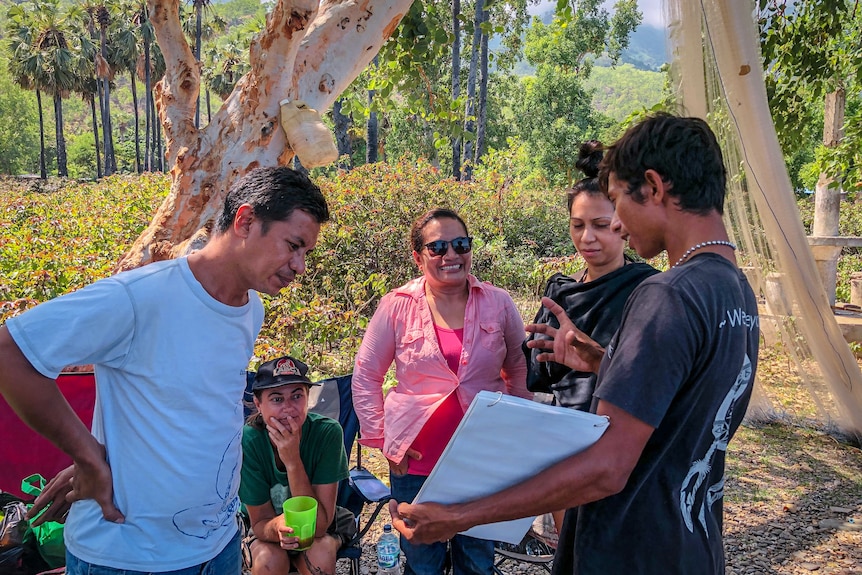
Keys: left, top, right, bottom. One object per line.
{"left": 0, "top": 167, "right": 329, "bottom": 574}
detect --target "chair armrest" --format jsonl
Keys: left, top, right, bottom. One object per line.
{"left": 349, "top": 467, "right": 391, "bottom": 503}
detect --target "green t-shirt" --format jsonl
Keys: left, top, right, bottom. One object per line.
{"left": 239, "top": 411, "right": 348, "bottom": 510}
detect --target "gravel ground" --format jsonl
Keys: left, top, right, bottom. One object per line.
{"left": 343, "top": 495, "right": 862, "bottom": 575}
{"left": 338, "top": 424, "right": 862, "bottom": 575}
{"left": 722, "top": 422, "right": 862, "bottom": 575}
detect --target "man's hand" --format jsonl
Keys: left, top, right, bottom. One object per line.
{"left": 387, "top": 448, "right": 422, "bottom": 476}
{"left": 525, "top": 297, "right": 605, "bottom": 373}
{"left": 27, "top": 466, "right": 73, "bottom": 525}
{"left": 389, "top": 499, "right": 459, "bottom": 545}
{"left": 27, "top": 443, "right": 124, "bottom": 526}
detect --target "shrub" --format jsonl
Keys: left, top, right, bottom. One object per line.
{"left": 0, "top": 164, "right": 587, "bottom": 369}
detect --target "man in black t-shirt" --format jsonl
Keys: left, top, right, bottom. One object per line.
{"left": 389, "top": 113, "right": 759, "bottom": 575}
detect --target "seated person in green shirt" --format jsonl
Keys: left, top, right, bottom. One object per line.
{"left": 240, "top": 356, "right": 355, "bottom": 575}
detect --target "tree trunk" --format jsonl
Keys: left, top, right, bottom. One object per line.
{"left": 149, "top": 88, "right": 158, "bottom": 171}
{"left": 475, "top": 14, "right": 489, "bottom": 166}
{"left": 813, "top": 88, "right": 845, "bottom": 238}
{"left": 366, "top": 56, "right": 379, "bottom": 164}
{"left": 461, "top": 0, "right": 484, "bottom": 182}
{"left": 90, "top": 93, "right": 103, "bottom": 179}
{"left": 143, "top": 33, "right": 153, "bottom": 172}
{"left": 100, "top": 26, "right": 116, "bottom": 175}
{"left": 101, "top": 76, "right": 115, "bottom": 175}
{"left": 333, "top": 98, "right": 352, "bottom": 170}
{"left": 146, "top": 84, "right": 154, "bottom": 171}
{"left": 36, "top": 89, "right": 47, "bottom": 180}
{"left": 131, "top": 74, "right": 142, "bottom": 174}
{"left": 156, "top": 115, "right": 163, "bottom": 171}
{"left": 118, "top": 0, "right": 412, "bottom": 270}
{"left": 451, "top": 0, "right": 461, "bottom": 180}
{"left": 53, "top": 93, "right": 68, "bottom": 177}
{"left": 811, "top": 87, "right": 846, "bottom": 305}
{"left": 95, "top": 66, "right": 108, "bottom": 174}
{"left": 194, "top": 3, "right": 202, "bottom": 129}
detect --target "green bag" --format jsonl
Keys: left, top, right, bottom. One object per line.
{"left": 21, "top": 474, "right": 66, "bottom": 568}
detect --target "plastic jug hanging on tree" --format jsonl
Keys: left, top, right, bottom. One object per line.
{"left": 279, "top": 99, "right": 339, "bottom": 168}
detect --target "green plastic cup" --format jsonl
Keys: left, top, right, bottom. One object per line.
{"left": 282, "top": 495, "right": 318, "bottom": 551}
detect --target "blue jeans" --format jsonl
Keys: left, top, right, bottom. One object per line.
{"left": 65, "top": 528, "right": 241, "bottom": 575}
{"left": 391, "top": 473, "right": 494, "bottom": 575}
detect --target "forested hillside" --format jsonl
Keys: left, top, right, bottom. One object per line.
{"left": 584, "top": 63, "right": 665, "bottom": 122}
{"left": 0, "top": 0, "right": 857, "bottom": 198}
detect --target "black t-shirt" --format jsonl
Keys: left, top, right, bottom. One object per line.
{"left": 524, "top": 262, "right": 659, "bottom": 410}
{"left": 552, "top": 254, "right": 759, "bottom": 575}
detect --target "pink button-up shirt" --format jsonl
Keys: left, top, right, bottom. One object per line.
{"left": 352, "top": 274, "right": 530, "bottom": 464}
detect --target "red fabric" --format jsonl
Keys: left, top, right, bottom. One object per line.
{"left": 406, "top": 325, "right": 465, "bottom": 476}
{"left": 407, "top": 392, "right": 464, "bottom": 476}
{"left": 434, "top": 325, "right": 464, "bottom": 374}
{"left": 0, "top": 372, "right": 96, "bottom": 498}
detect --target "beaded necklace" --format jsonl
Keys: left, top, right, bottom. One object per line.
{"left": 672, "top": 240, "right": 737, "bottom": 268}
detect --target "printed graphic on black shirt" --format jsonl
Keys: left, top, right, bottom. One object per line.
{"left": 679, "top": 353, "right": 753, "bottom": 537}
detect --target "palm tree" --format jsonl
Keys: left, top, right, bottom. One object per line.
{"left": 129, "top": 0, "right": 165, "bottom": 172}
{"left": 96, "top": 4, "right": 117, "bottom": 174}
{"left": 75, "top": 69, "right": 104, "bottom": 179}
{"left": 203, "top": 28, "right": 251, "bottom": 101}
{"left": 6, "top": 0, "right": 81, "bottom": 177}
{"left": 82, "top": 1, "right": 117, "bottom": 175}
{"left": 182, "top": 0, "right": 225, "bottom": 127}
{"left": 67, "top": 21, "right": 103, "bottom": 179}
{"left": 112, "top": 3, "right": 142, "bottom": 173}
{"left": 5, "top": 18, "right": 48, "bottom": 178}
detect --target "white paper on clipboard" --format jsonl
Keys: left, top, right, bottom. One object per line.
{"left": 413, "top": 390, "right": 609, "bottom": 544}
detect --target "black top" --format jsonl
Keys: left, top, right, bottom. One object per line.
{"left": 552, "top": 254, "right": 760, "bottom": 575}
{"left": 524, "top": 262, "right": 659, "bottom": 411}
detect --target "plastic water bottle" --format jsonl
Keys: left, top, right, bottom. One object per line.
{"left": 376, "top": 524, "right": 401, "bottom": 575}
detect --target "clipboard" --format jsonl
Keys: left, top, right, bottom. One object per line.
{"left": 413, "top": 390, "right": 609, "bottom": 543}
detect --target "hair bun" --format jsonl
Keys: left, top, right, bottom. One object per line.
{"left": 575, "top": 140, "right": 603, "bottom": 179}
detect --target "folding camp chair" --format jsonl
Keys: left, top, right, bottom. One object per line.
{"left": 241, "top": 372, "right": 391, "bottom": 575}
{"left": 492, "top": 512, "right": 556, "bottom": 574}
{"left": 493, "top": 531, "right": 555, "bottom": 575}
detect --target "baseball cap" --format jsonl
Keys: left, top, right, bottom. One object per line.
{"left": 252, "top": 356, "right": 321, "bottom": 391}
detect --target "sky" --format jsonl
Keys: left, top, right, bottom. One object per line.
{"left": 529, "top": 0, "right": 666, "bottom": 28}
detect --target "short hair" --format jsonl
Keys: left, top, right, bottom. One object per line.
{"left": 566, "top": 140, "right": 606, "bottom": 213}
{"left": 410, "top": 208, "right": 470, "bottom": 253}
{"left": 215, "top": 167, "right": 330, "bottom": 234}
{"left": 599, "top": 113, "right": 727, "bottom": 215}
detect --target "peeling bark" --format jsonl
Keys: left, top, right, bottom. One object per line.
{"left": 118, "top": 0, "right": 412, "bottom": 271}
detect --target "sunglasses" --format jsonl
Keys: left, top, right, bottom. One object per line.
{"left": 422, "top": 236, "right": 473, "bottom": 256}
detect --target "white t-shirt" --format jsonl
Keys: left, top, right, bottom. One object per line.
{"left": 7, "top": 257, "right": 264, "bottom": 571}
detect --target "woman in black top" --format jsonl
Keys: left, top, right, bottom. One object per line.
{"left": 524, "top": 141, "right": 659, "bottom": 412}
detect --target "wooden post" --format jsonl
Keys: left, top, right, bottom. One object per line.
{"left": 851, "top": 272, "right": 862, "bottom": 307}
{"left": 811, "top": 88, "right": 845, "bottom": 305}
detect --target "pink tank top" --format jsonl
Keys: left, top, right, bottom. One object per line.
{"left": 407, "top": 325, "right": 465, "bottom": 476}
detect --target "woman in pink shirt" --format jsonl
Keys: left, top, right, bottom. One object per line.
{"left": 353, "top": 208, "right": 530, "bottom": 575}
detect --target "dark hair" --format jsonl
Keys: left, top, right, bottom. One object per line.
{"left": 410, "top": 208, "right": 470, "bottom": 252}
{"left": 215, "top": 167, "right": 330, "bottom": 235}
{"left": 244, "top": 386, "right": 310, "bottom": 430}
{"left": 566, "top": 140, "right": 606, "bottom": 213}
{"left": 599, "top": 113, "right": 727, "bottom": 215}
